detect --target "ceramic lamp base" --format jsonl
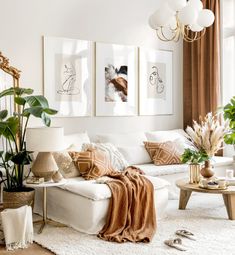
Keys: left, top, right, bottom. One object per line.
{"left": 32, "top": 152, "right": 58, "bottom": 181}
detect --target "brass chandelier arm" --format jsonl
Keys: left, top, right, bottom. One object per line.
{"left": 156, "top": 27, "right": 180, "bottom": 42}
{"left": 183, "top": 27, "right": 206, "bottom": 42}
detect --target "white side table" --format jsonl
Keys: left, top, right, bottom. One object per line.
{"left": 24, "top": 180, "right": 67, "bottom": 234}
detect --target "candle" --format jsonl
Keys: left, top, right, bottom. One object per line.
{"left": 226, "top": 169, "right": 234, "bottom": 179}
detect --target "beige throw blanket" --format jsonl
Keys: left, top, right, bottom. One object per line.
{"left": 98, "top": 167, "right": 156, "bottom": 243}
{"left": 1, "top": 205, "right": 33, "bottom": 250}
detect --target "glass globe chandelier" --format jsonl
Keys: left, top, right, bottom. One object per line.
{"left": 149, "top": 0, "right": 215, "bottom": 42}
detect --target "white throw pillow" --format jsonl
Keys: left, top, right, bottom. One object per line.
{"left": 82, "top": 143, "right": 129, "bottom": 171}
{"left": 118, "top": 145, "right": 152, "bottom": 165}
{"left": 96, "top": 132, "right": 147, "bottom": 146}
{"left": 145, "top": 129, "right": 194, "bottom": 150}
{"left": 64, "top": 132, "right": 90, "bottom": 151}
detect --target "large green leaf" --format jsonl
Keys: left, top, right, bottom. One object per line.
{"left": 0, "top": 110, "right": 8, "bottom": 120}
{"left": 43, "top": 108, "right": 58, "bottom": 115}
{"left": 0, "top": 87, "right": 33, "bottom": 98}
{"left": 23, "top": 106, "right": 44, "bottom": 118}
{"left": 41, "top": 112, "right": 51, "bottom": 127}
{"left": 24, "top": 95, "right": 49, "bottom": 108}
{"left": 0, "top": 117, "right": 19, "bottom": 140}
{"left": 14, "top": 97, "right": 26, "bottom": 106}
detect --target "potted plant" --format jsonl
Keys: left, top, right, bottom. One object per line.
{"left": 185, "top": 113, "right": 229, "bottom": 178}
{"left": 181, "top": 148, "right": 209, "bottom": 183}
{"left": 0, "top": 86, "right": 57, "bottom": 208}
{"left": 223, "top": 96, "right": 235, "bottom": 154}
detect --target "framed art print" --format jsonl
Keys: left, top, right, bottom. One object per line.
{"left": 139, "top": 48, "right": 173, "bottom": 115}
{"left": 44, "top": 36, "right": 93, "bottom": 117}
{"left": 96, "top": 42, "right": 138, "bottom": 116}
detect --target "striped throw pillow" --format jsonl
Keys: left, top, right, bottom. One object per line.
{"left": 144, "top": 141, "right": 182, "bottom": 165}
{"left": 69, "top": 149, "right": 114, "bottom": 180}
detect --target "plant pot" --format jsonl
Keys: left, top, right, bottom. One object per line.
{"left": 3, "top": 187, "right": 35, "bottom": 209}
{"left": 200, "top": 160, "right": 214, "bottom": 178}
{"left": 189, "top": 164, "right": 201, "bottom": 184}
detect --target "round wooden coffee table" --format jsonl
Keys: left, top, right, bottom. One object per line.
{"left": 176, "top": 179, "right": 235, "bottom": 220}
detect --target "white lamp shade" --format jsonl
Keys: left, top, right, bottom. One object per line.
{"left": 167, "top": 0, "right": 186, "bottom": 11}
{"left": 178, "top": 5, "right": 198, "bottom": 25}
{"left": 197, "top": 9, "right": 215, "bottom": 27}
{"left": 190, "top": 23, "right": 204, "bottom": 32}
{"left": 26, "top": 127, "right": 64, "bottom": 152}
{"left": 187, "top": 0, "right": 203, "bottom": 11}
{"left": 151, "top": 3, "right": 174, "bottom": 27}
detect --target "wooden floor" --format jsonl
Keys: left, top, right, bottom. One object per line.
{"left": 0, "top": 243, "right": 54, "bottom": 255}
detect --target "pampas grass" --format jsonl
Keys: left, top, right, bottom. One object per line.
{"left": 186, "top": 113, "right": 229, "bottom": 157}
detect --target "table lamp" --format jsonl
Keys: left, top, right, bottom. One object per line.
{"left": 26, "top": 127, "right": 64, "bottom": 181}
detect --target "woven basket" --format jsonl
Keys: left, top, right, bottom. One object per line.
{"left": 3, "top": 188, "right": 35, "bottom": 209}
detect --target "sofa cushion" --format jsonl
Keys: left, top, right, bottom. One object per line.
{"left": 82, "top": 143, "right": 128, "bottom": 171}
{"left": 134, "top": 163, "right": 188, "bottom": 176}
{"left": 64, "top": 132, "right": 90, "bottom": 151}
{"left": 69, "top": 149, "right": 114, "bottom": 180}
{"left": 53, "top": 151, "right": 80, "bottom": 178}
{"left": 135, "top": 156, "right": 234, "bottom": 177}
{"left": 96, "top": 132, "right": 147, "bottom": 146}
{"left": 144, "top": 141, "right": 182, "bottom": 165}
{"left": 59, "top": 176, "right": 170, "bottom": 201}
{"left": 145, "top": 129, "right": 194, "bottom": 150}
{"left": 118, "top": 145, "right": 152, "bottom": 165}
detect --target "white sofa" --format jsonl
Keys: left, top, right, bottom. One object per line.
{"left": 33, "top": 129, "right": 234, "bottom": 234}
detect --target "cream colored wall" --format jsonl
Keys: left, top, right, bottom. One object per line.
{"left": 0, "top": 0, "right": 183, "bottom": 135}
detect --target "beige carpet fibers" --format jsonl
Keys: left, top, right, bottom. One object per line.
{"left": 34, "top": 194, "right": 235, "bottom": 255}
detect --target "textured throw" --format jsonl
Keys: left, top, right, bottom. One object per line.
{"left": 98, "top": 167, "right": 156, "bottom": 243}
{"left": 144, "top": 141, "right": 182, "bottom": 165}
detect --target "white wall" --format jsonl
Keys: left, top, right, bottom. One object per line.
{"left": 0, "top": 0, "right": 183, "bottom": 135}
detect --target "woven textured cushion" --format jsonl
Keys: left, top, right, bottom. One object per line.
{"left": 144, "top": 141, "right": 182, "bottom": 166}
{"left": 69, "top": 149, "right": 114, "bottom": 180}
{"left": 82, "top": 143, "right": 128, "bottom": 171}
{"left": 53, "top": 151, "right": 80, "bottom": 178}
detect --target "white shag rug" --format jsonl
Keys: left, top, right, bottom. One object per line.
{"left": 34, "top": 194, "right": 235, "bottom": 255}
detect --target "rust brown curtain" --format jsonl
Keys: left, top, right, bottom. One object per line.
{"left": 183, "top": 0, "right": 221, "bottom": 129}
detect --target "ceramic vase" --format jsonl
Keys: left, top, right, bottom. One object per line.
{"left": 200, "top": 160, "right": 214, "bottom": 178}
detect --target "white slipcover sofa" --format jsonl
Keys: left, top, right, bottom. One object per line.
{"left": 33, "top": 129, "right": 234, "bottom": 234}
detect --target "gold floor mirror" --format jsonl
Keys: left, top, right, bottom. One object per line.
{"left": 0, "top": 52, "right": 20, "bottom": 152}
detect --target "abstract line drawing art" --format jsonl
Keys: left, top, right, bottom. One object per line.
{"left": 149, "top": 65, "right": 165, "bottom": 95}
{"left": 57, "top": 63, "right": 80, "bottom": 96}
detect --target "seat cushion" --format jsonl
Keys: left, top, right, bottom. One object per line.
{"left": 135, "top": 163, "right": 188, "bottom": 176}
{"left": 135, "top": 156, "right": 234, "bottom": 177}
{"left": 59, "top": 176, "right": 170, "bottom": 201}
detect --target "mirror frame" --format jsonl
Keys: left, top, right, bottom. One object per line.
{"left": 0, "top": 52, "right": 21, "bottom": 149}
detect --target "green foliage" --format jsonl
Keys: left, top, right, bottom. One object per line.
{"left": 181, "top": 148, "right": 209, "bottom": 164}
{"left": 223, "top": 96, "right": 235, "bottom": 145}
{"left": 0, "top": 86, "right": 58, "bottom": 191}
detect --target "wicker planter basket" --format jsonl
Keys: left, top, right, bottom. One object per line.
{"left": 3, "top": 187, "right": 35, "bottom": 209}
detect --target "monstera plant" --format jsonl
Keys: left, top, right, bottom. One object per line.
{"left": 223, "top": 96, "right": 235, "bottom": 149}
{"left": 0, "top": 87, "right": 57, "bottom": 199}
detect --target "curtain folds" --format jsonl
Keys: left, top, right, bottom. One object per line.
{"left": 183, "top": 0, "right": 221, "bottom": 129}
